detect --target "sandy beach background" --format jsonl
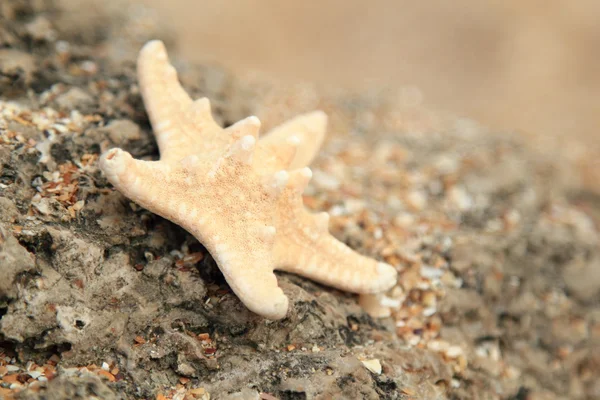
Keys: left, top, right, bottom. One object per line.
{"left": 137, "top": 0, "right": 599, "bottom": 148}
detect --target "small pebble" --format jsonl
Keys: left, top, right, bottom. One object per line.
{"left": 361, "top": 359, "right": 382, "bottom": 375}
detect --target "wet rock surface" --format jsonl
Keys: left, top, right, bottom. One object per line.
{"left": 0, "top": 1, "right": 599, "bottom": 399}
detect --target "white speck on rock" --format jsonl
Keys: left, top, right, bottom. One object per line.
{"left": 361, "top": 359, "right": 382, "bottom": 375}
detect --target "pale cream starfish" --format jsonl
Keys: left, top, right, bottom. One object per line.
{"left": 99, "top": 40, "right": 397, "bottom": 319}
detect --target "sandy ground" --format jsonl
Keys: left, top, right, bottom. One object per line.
{"left": 136, "top": 0, "right": 600, "bottom": 149}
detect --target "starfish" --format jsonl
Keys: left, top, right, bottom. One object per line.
{"left": 99, "top": 40, "right": 397, "bottom": 319}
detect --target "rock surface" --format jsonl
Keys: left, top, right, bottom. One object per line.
{"left": 0, "top": 1, "right": 598, "bottom": 399}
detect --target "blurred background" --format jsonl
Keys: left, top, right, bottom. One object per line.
{"left": 136, "top": 0, "right": 599, "bottom": 149}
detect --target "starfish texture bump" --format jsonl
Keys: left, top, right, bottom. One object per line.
{"left": 99, "top": 40, "right": 398, "bottom": 319}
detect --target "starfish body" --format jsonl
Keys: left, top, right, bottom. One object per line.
{"left": 99, "top": 41, "right": 397, "bottom": 319}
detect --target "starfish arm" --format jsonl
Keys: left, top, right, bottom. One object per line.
{"left": 99, "top": 148, "right": 169, "bottom": 212}
{"left": 253, "top": 136, "right": 300, "bottom": 175}
{"left": 224, "top": 116, "right": 261, "bottom": 141}
{"left": 272, "top": 195, "right": 397, "bottom": 294}
{"left": 138, "top": 40, "right": 222, "bottom": 162}
{"left": 207, "top": 247, "right": 288, "bottom": 320}
{"left": 274, "top": 231, "right": 397, "bottom": 293}
{"left": 259, "top": 111, "right": 327, "bottom": 169}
